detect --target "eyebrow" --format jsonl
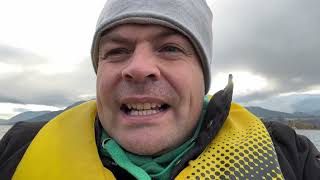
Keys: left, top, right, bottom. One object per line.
{"left": 99, "top": 28, "right": 182, "bottom": 45}
{"left": 100, "top": 33, "right": 134, "bottom": 45}
{"left": 155, "top": 30, "right": 182, "bottom": 40}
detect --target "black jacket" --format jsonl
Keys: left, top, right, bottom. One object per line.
{"left": 1, "top": 86, "right": 320, "bottom": 180}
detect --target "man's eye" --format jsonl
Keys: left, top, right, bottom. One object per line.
{"left": 159, "top": 45, "right": 183, "bottom": 53}
{"left": 103, "top": 48, "right": 131, "bottom": 60}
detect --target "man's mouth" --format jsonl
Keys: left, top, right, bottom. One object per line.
{"left": 120, "top": 103, "right": 170, "bottom": 116}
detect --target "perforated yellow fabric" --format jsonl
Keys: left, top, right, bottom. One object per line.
{"left": 13, "top": 101, "right": 116, "bottom": 180}
{"left": 176, "top": 103, "right": 284, "bottom": 180}
{"left": 13, "top": 100, "right": 284, "bottom": 180}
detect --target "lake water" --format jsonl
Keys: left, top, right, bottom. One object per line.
{"left": 296, "top": 129, "right": 320, "bottom": 150}
{"left": 0, "top": 125, "right": 320, "bottom": 150}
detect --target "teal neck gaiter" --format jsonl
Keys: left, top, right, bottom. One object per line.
{"left": 100, "top": 96, "right": 209, "bottom": 180}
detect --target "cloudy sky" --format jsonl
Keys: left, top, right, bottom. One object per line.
{"left": 0, "top": 0, "right": 319, "bottom": 119}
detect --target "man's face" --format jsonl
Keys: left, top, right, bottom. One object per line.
{"left": 96, "top": 24, "right": 205, "bottom": 155}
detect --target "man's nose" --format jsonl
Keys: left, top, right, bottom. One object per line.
{"left": 121, "top": 46, "right": 160, "bottom": 82}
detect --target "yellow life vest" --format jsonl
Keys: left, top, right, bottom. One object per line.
{"left": 13, "top": 100, "right": 284, "bottom": 180}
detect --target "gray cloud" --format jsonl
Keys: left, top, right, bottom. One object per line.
{"left": 240, "top": 93, "right": 320, "bottom": 113}
{"left": 0, "top": 95, "right": 23, "bottom": 104}
{"left": 0, "top": 44, "right": 47, "bottom": 65}
{"left": 1, "top": 0, "right": 320, "bottom": 111}
{"left": 292, "top": 95, "right": 320, "bottom": 113}
{"left": 0, "top": 46, "right": 96, "bottom": 107}
{"left": 212, "top": 0, "right": 320, "bottom": 102}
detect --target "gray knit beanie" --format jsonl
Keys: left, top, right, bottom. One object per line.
{"left": 91, "top": 0, "right": 213, "bottom": 93}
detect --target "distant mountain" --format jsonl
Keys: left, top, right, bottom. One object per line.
{"left": 0, "top": 101, "right": 86, "bottom": 125}
{"left": 8, "top": 111, "right": 51, "bottom": 123}
{"left": 0, "top": 111, "right": 61, "bottom": 125}
{"left": 245, "top": 106, "right": 320, "bottom": 129}
{"left": 292, "top": 111, "right": 313, "bottom": 117}
{"left": 26, "top": 110, "right": 63, "bottom": 123}
{"left": 245, "top": 106, "right": 294, "bottom": 119}
{"left": 311, "top": 110, "right": 320, "bottom": 116}
{"left": 292, "top": 109, "right": 320, "bottom": 117}
{"left": 0, "top": 119, "right": 7, "bottom": 125}
{"left": 0, "top": 111, "right": 53, "bottom": 125}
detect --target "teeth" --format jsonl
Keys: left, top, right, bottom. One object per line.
{"left": 126, "top": 103, "right": 162, "bottom": 110}
{"left": 124, "top": 102, "right": 167, "bottom": 116}
{"left": 151, "top": 103, "right": 156, "bottom": 108}
{"left": 137, "top": 103, "right": 143, "bottom": 110}
{"left": 144, "top": 103, "right": 151, "bottom": 109}
{"left": 133, "top": 111, "right": 138, "bottom": 116}
{"left": 128, "top": 109, "right": 162, "bottom": 116}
